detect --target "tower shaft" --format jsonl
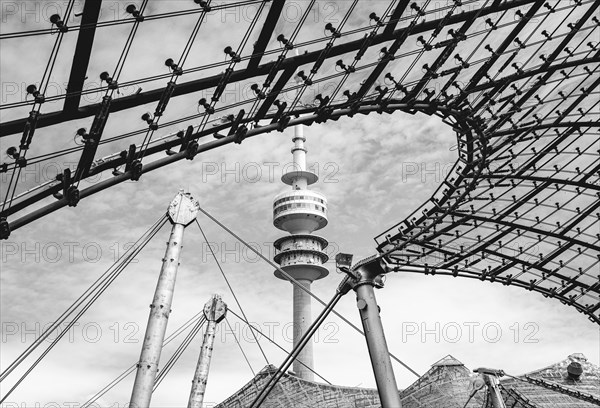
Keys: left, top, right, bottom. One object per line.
{"left": 292, "top": 279, "right": 313, "bottom": 379}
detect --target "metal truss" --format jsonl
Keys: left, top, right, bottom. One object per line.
{"left": 1, "top": 0, "right": 598, "bottom": 322}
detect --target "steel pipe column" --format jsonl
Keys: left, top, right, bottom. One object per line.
{"left": 188, "top": 294, "right": 227, "bottom": 408}
{"left": 353, "top": 259, "right": 402, "bottom": 408}
{"left": 483, "top": 373, "right": 507, "bottom": 408}
{"left": 473, "top": 368, "right": 507, "bottom": 408}
{"left": 130, "top": 191, "right": 200, "bottom": 408}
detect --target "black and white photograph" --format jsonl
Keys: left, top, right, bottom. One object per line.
{"left": 0, "top": 1, "right": 598, "bottom": 407}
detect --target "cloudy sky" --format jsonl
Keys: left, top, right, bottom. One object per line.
{"left": 1, "top": 1, "right": 598, "bottom": 406}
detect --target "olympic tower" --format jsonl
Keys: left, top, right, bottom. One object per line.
{"left": 272, "top": 123, "right": 329, "bottom": 381}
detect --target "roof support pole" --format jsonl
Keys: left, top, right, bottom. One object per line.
{"left": 474, "top": 368, "right": 507, "bottom": 408}
{"left": 483, "top": 374, "right": 507, "bottom": 408}
{"left": 188, "top": 295, "right": 227, "bottom": 408}
{"left": 352, "top": 259, "right": 402, "bottom": 408}
{"left": 130, "top": 191, "right": 200, "bottom": 408}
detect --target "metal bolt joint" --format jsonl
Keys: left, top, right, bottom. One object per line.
{"left": 203, "top": 294, "right": 228, "bottom": 323}
{"left": 349, "top": 259, "right": 387, "bottom": 290}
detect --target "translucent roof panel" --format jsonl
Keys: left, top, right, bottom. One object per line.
{"left": 0, "top": 0, "right": 598, "bottom": 322}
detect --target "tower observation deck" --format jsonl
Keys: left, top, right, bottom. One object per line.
{"left": 273, "top": 123, "right": 329, "bottom": 381}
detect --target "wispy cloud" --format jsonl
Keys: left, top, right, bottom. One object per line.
{"left": 1, "top": 1, "right": 598, "bottom": 406}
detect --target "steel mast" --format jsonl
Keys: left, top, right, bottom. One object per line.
{"left": 346, "top": 256, "right": 403, "bottom": 408}
{"left": 130, "top": 190, "right": 200, "bottom": 407}
{"left": 187, "top": 294, "right": 227, "bottom": 408}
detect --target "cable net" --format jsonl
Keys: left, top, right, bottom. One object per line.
{"left": 0, "top": 0, "right": 598, "bottom": 322}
